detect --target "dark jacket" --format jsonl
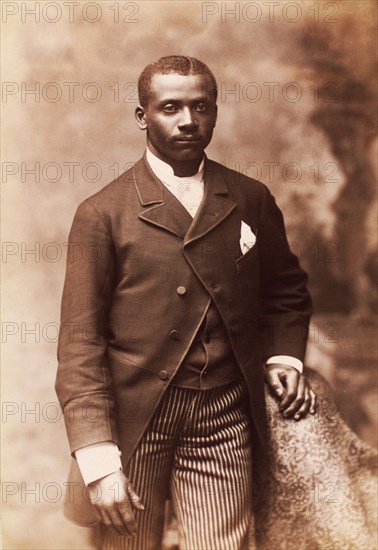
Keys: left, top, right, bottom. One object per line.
{"left": 56, "top": 154, "right": 312, "bottom": 510}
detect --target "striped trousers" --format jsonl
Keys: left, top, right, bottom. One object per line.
{"left": 100, "top": 379, "right": 254, "bottom": 550}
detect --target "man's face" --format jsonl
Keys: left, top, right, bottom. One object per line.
{"left": 136, "top": 73, "right": 217, "bottom": 164}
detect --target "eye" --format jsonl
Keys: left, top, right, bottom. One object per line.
{"left": 194, "top": 102, "right": 208, "bottom": 112}
{"left": 163, "top": 104, "right": 178, "bottom": 113}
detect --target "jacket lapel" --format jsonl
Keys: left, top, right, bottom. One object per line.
{"left": 134, "top": 155, "right": 236, "bottom": 242}
{"left": 135, "top": 155, "right": 193, "bottom": 239}
{"left": 184, "top": 158, "right": 236, "bottom": 246}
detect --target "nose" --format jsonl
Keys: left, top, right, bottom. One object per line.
{"left": 178, "top": 107, "right": 199, "bottom": 130}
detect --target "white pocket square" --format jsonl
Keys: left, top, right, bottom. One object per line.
{"left": 239, "top": 221, "right": 256, "bottom": 255}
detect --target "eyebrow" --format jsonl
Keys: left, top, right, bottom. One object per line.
{"left": 157, "top": 97, "right": 209, "bottom": 106}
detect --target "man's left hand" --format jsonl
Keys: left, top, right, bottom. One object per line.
{"left": 265, "top": 364, "right": 316, "bottom": 420}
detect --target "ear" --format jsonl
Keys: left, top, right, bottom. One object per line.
{"left": 135, "top": 106, "right": 147, "bottom": 130}
{"left": 213, "top": 104, "right": 218, "bottom": 128}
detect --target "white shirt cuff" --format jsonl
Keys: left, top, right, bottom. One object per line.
{"left": 75, "top": 442, "right": 122, "bottom": 486}
{"left": 265, "top": 355, "right": 303, "bottom": 373}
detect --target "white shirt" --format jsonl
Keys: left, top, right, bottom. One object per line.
{"left": 75, "top": 149, "right": 303, "bottom": 485}
{"left": 146, "top": 147, "right": 205, "bottom": 218}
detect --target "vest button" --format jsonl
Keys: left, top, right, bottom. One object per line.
{"left": 169, "top": 330, "right": 180, "bottom": 340}
{"left": 176, "top": 286, "right": 187, "bottom": 295}
{"left": 159, "top": 370, "right": 168, "bottom": 380}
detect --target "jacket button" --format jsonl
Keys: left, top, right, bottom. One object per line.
{"left": 203, "top": 333, "right": 210, "bottom": 343}
{"left": 159, "top": 370, "right": 168, "bottom": 380}
{"left": 169, "top": 330, "right": 180, "bottom": 340}
{"left": 176, "top": 286, "right": 187, "bottom": 295}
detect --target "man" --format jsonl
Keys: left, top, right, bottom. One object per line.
{"left": 56, "top": 56, "right": 316, "bottom": 550}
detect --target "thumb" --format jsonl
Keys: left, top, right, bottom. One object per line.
{"left": 127, "top": 481, "right": 145, "bottom": 511}
{"left": 265, "top": 368, "right": 285, "bottom": 399}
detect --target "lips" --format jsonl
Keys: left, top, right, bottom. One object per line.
{"left": 174, "top": 136, "right": 201, "bottom": 142}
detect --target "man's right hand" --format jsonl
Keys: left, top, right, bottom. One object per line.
{"left": 88, "top": 469, "right": 144, "bottom": 537}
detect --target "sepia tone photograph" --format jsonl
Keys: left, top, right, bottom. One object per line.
{"left": 1, "top": 1, "right": 377, "bottom": 549}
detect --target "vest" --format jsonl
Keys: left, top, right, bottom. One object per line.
{"left": 171, "top": 300, "right": 242, "bottom": 390}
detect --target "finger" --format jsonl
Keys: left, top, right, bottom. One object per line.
{"left": 309, "top": 388, "right": 317, "bottom": 414}
{"left": 107, "top": 506, "right": 133, "bottom": 537}
{"left": 100, "top": 508, "right": 122, "bottom": 537}
{"left": 281, "top": 375, "right": 305, "bottom": 416}
{"left": 93, "top": 507, "right": 103, "bottom": 524}
{"left": 127, "top": 482, "right": 145, "bottom": 512}
{"left": 279, "top": 371, "right": 300, "bottom": 411}
{"left": 293, "top": 386, "right": 312, "bottom": 420}
{"left": 95, "top": 505, "right": 108, "bottom": 526}
{"left": 117, "top": 500, "right": 138, "bottom": 535}
{"left": 265, "top": 368, "right": 285, "bottom": 399}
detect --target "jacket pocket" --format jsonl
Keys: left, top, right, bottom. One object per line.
{"left": 235, "top": 243, "right": 259, "bottom": 271}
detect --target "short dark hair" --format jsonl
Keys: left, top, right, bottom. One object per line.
{"left": 138, "top": 55, "right": 218, "bottom": 107}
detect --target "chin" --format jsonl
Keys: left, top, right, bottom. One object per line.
{"left": 177, "top": 154, "right": 202, "bottom": 162}
{"left": 152, "top": 144, "right": 204, "bottom": 164}
{"left": 172, "top": 149, "right": 204, "bottom": 162}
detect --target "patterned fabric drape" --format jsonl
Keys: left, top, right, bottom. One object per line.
{"left": 252, "top": 369, "right": 378, "bottom": 550}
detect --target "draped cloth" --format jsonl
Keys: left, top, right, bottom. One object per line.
{"left": 251, "top": 369, "right": 378, "bottom": 550}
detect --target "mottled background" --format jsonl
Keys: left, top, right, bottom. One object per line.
{"left": 1, "top": 1, "right": 377, "bottom": 548}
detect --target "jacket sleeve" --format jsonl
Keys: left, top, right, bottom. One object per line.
{"left": 257, "top": 186, "right": 312, "bottom": 362}
{"left": 55, "top": 200, "right": 119, "bottom": 455}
